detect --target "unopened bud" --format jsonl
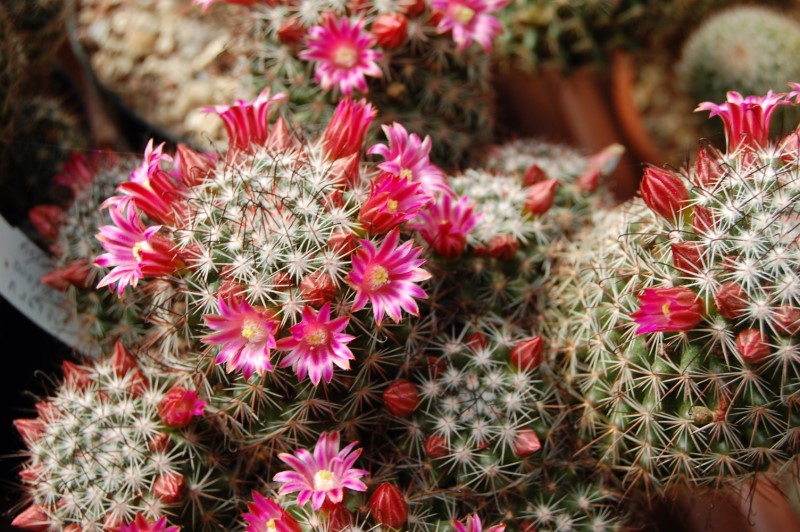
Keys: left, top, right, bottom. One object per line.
{"left": 383, "top": 379, "right": 420, "bottom": 417}
{"left": 277, "top": 18, "right": 306, "bottom": 45}
{"left": 372, "top": 13, "right": 408, "bottom": 49}
{"left": 158, "top": 385, "right": 206, "bottom": 429}
{"left": 510, "top": 337, "right": 543, "bottom": 371}
{"left": 299, "top": 271, "right": 337, "bottom": 306}
{"left": 640, "top": 166, "right": 689, "bottom": 220}
{"left": 368, "top": 483, "right": 408, "bottom": 529}
{"left": 774, "top": 305, "right": 800, "bottom": 336}
{"left": 524, "top": 179, "right": 558, "bottom": 215}
{"left": 487, "top": 234, "right": 518, "bottom": 260}
{"left": 735, "top": 329, "right": 771, "bottom": 364}
{"left": 11, "top": 504, "right": 48, "bottom": 531}
{"left": 523, "top": 164, "right": 547, "bottom": 186}
{"left": 154, "top": 471, "right": 186, "bottom": 504}
{"left": 714, "top": 281, "right": 748, "bottom": 320}
{"left": 424, "top": 434, "right": 448, "bottom": 458}
{"left": 671, "top": 242, "right": 703, "bottom": 274}
{"left": 694, "top": 146, "right": 722, "bottom": 187}
{"left": 513, "top": 429, "right": 542, "bottom": 456}
{"left": 29, "top": 205, "right": 64, "bottom": 240}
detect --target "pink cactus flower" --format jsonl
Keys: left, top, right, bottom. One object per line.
{"left": 431, "top": 0, "right": 508, "bottom": 51}
{"left": 299, "top": 15, "right": 383, "bottom": 96}
{"left": 202, "top": 297, "right": 279, "bottom": 379}
{"left": 359, "top": 172, "right": 431, "bottom": 234}
{"left": 631, "top": 287, "right": 704, "bottom": 334}
{"left": 158, "top": 385, "right": 206, "bottom": 429}
{"left": 409, "top": 194, "right": 480, "bottom": 259}
{"left": 117, "top": 139, "right": 184, "bottom": 225}
{"left": 276, "top": 303, "right": 356, "bottom": 386}
{"left": 323, "top": 98, "right": 377, "bottom": 160}
{"left": 204, "top": 88, "right": 287, "bottom": 151}
{"left": 120, "top": 515, "right": 180, "bottom": 532}
{"left": 454, "top": 514, "right": 506, "bottom": 532}
{"left": 696, "top": 88, "right": 798, "bottom": 152}
{"left": 273, "top": 431, "right": 368, "bottom": 511}
{"left": 95, "top": 200, "right": 180, "bottom": 296}
{"left": 242, "top": 492, "right": 302, "bottom": 532}
{"left": 347, "top": 227, "right": 431, "bottom": 324}
{"left": 368, "top": 123, "right": 449, "bottom": 198}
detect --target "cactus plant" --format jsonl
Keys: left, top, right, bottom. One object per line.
{"left": 542, "top": 88, "right": 800, "bottom": 492}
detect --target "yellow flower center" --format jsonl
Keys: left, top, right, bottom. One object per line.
{"left": 453, "top": 5, "right": 476, "bottom": 24}
{"left": 131, "top": 240, "right": 151, "bottom": 263}
{"left": 387, "top": 199, "right": 399, "bottom": 213}
{"left": 662, "top": 302, "right": 671, "bottom": 318}
{"left": 313, "top": 469, "right": 335, "bottom": 491}
{"left": 241, "top": 319, "right": 266, "bottom": 343}
{"left": 367, "top": 265, "right": 390, "bottom": 291}
{"left": 304, "top": 326, "right": 329, "bottom": 348}
{"left": 266, "top": 519, "right": 277, "bottom": 532}
{"left": 333, "top": 44, "right": 358, "bottom": 68}
{"left": 400, "top": 168, "right": 413, "bottom": 180}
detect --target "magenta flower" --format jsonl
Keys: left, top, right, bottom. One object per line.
{"left": 242, "top": 492, "right": 302, "bottom": 532}
{"left": 299, "top": 15, "right": 383, "bottom": 96}
{"left": 202, "top": 297, "right": 279, "bottom": 379}
{"left": 273, "top": 431, "right": 368, "bottom": 511}
{"left": 696, "top": 89, "right": 797, "bottom": 152}
{"left": 117, "top": 139, "right": 184, "bottom": 225}
{"left": 347, "top": 227, "right": 431, "bottom": 324}
{"left": 359, "top": 172, "right": 431, "bottom": 234}
{"left": 204, "top": 87, "right": 287, "bottom": 151}
{"left": 409, "top": 194, "right": 481, "bottom": 259}
{"left": 95, "top": 200, "right": 179, "bottom": 296}
{"left": 120, "top": 515, "right": 180, "bottom": 532}
{"left": 631, "top": 287, "right": 704, "bottom": 334}
{"left": 454, "top": 514, "right": 506, "bottom": 532}
{"left": 158, "top": 385, "right": 206, "bottom": 429}
{"left": 323, "top": 98, "right": 377, "bottom": 160}
{"left": 431, "top": 0, "right": 508, "bottom": 51}
{"left": 368, "top": 123, "right": 450, "bottom": 198}
{"left": 276, "top": 304, "right": 356, "bottom": 386}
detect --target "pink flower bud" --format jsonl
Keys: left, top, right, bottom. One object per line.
{"left": 323, "top": 98, "right": 377, "bottom": 161}
{"left": 383, "top": 379, "right": 420, "bottom": 417}
{"left": 631, "top": 287, "right": 704, "bottom": 334}
{"left": 277, "top": 18, "right": 306, "bottom": 45}
{"left": 487, "top": 234, "right": 518, "bottom": 260}
{"left": 372, "top": 13, "right": 408, "bottom": 49}
{"left": 640, "top": 166, "right": 689, "bottom": 220}
{"left": 299, "top": 271, "right": 337, "bottom": 306}
{"left": 691, "top": 205, "right": 715, "bottom": 236}
{"left": 576, "top": 167, "right": 600, "bottom": 192}
{"left": 736, "top": 329, "right": 771, "bottom": 364}
{"left": 176, "top": 144, "right": 214, "bottom": 188}
{"left": 19, "top": 467, "right": 41, "bottom": 483}
{"left": 369, "top": 483, "right": 408, "bottom": 529}
{"left": 158, "top": 385, "right": 205, "bottom": 429}
{"left": 523, "top": 163, "right": 548, "bottom": 186}
{"left": 328, "top": 229, "right": 358, "bottom": 256}
{"left": 154, "top": 471, "right": 186, "bottom": 504}
{"left": 513, "top": 429, "right": 542, "bottom": 456}
{"left": 694, "top": 146, "right": 723, "bottom": 187}
{"left": 14, "top": 419, "right": 44, "bottom": 445}
{"left": 41, "top": 260, "right": 93, "bottom": 291}
{"left": 510, "top": 337, "right": 543, "bottom": 371}
{"left": 149, "top": 432, "right": 173, "bottom": 453}
{"left": 326, "top": 504, "right": 353, "bottom": 530}
{"left": 11, "top": 504, "right": 49, "bottom": 531}
{"left": 34, "top": 402, "right": 59, "bottom": 422}
{"left": 774, "top": 305, "right": 800, "bottom": 336}
{"left": 466, "top": 332, "right": 488, "bottom": 350}
{"left": 524, "top": 179, "right": 558, "bottom": 215}
{"left": 62, "top": 361, "right": 91, "bottom": 389}
{"left": 714, "top": 281, "right": 748, "bottom": 320}
{"left": 29, "top": 205, "right": 64, "bottom": 240}
{"left": 424, "top": 434, "right": 448, "bottom": 458}
{"left": 112, "top": 341, "right": 146, "bottom": 395}
{"left": 671, "top": 242, "right": 703, "bottom": 274}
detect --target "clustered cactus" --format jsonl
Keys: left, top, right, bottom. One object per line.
{"left": 11, "top": 2, "right": 800, "bottom": 530}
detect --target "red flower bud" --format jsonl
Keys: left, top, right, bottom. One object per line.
{"left": 154, "top": 471, "right": 186, "bottom": 504}
{"left": 328, "top": 229, "right": 358, "bottom": 256}
{"left": 577, "top": 167, "right": 601, "bottom": 192}
{"left": 774, "top": 305, "right": 800, "bottom": 336}
{"left": 694, "top": 146, "right": 723, "bottom": 187}
{"left": 691, "top": 205, "right": 715, "bottom": 236}
{"left": 299, "top": 271, "right": 337, "bottom": 306}
{"left": 520, "top": 520, "right": 538, "bottom": 532}
{"left": 326, "top": 504, "right": 353, "bottom": 530}
{"left": 111, "top": 341, "right": 146, "bottom": 394}
{"left": 424, "top": 434, "right": 448, "bottom": 458}
{"left": 29, "top": 205, "right": 64, "bottom": 241}
{"left": 524, "top": 179, "right": 558, "bottom": 216}
{"left": 149, "top": 432, "right": 173, "bottom": 453}
{"left": 369, "top": 483, "right": 408, "bottom": 529}
{"left": 426, "top": 356, "right": 447, "bottom": 378}
{"left": 271, "top": 271, "right": 293, "bottom": 290}
{"left": 176, "top": 144, "right": 214, "bottom": 187}
{"left": 62, "top": 360, "right": 91, "bottom": 389}
{"left": 11, "top": 504, "right": 48, "bottom": 531}
{"left": 736, "top": 329, "right": 771, "bottom": 364}
{"left": 402, "top": 0, "right": 426, "bottom": 16}
{"left": 640, "top": 166, "right": 689, "bottom": 220}
{"left": 372, "top": 13, "right": 408, "bottom": 49}
{"left": 487, "top": 234, "right": 518, "bottom": 260}
{"left": 523, "top": 163, "right": 548, "bottom": 186}
{"left": 671, "top": 242, "right": 703, "bottom": 274}
{"left": 277, "top": 17, "right": 306, "bottom": 45}
{"left": 14, "top": 418, "right": 44, "bottom": 445}
{"left": 35, "top": 402, "right": 59, "bottom": 422}
{"left": 383, "top": 379, "right": 420, "bottom": 417}
{"left": 19, "top": 467, "right": 41, "bottom": 484}
{"left": 510, "top": 337, "right": 543, "bottom": 371}
{"left": 513, "top": 429, "right": 542, "bottom": 456}
{"left": 714, "top": 281, "right": 748, "bottom": 320}
{"left": 466, "top": 332, "right": 488, "bottom": 350}
{"left": 158, "top": 385, "right": 206, "bottom": 429}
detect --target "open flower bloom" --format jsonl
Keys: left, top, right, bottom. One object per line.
{"left": 696, "top": 88, "right": 797, "bottom": 152}
{"left": 300, "top": 15, "right": 383, "bottom": 96}
{"left": 242, "top": 492, "right": 302, "bottom": 532}
{"left": 274, "top": 432, "right": 368, "bottom": 511}
{"left": 431, "top": 0, "right": 508, "bottom": 51}
{"left": 202, "top": 297, "right": 279, "bottom": 379}
{"left": 276, "top": 304, "right": 355, "bottom": 386}
{"left": 116, "top": 139, "right": 184, "bottom": 225}
{"left": 95, "top": 200, "right": 180, "bottom": 296}
{"left": 120, "top": 515, "right": 180, "bottom": 532}
{"left": 347, "top": 227, "right": 431, "bottom": 324}
{"left": 631, "top": 287, "right": 704, "bottom": 334}
{"left": 409, "top": 194, "right": 480, "bottom": 259}
{"left": 368, "top": 123, "right": 450, "bottom": 198}
{"left": 204, "top": 88, "right": 286, "bottom": 151}
{"left": 359, "top": 172, "right": 431, "bottom": 234}
{"left": 454, "top": 514, "right": 506, "bottom": 532}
